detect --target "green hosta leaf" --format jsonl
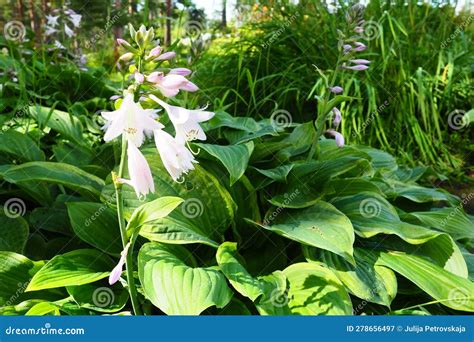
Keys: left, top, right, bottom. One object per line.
{"left": 196, "top": 142, "right": 254, "bottom": 185}
{"left": 0, "top": 214, "right": 29, "bottom": 253}
{"left": 327, "top": 178, "right": 382, "bottom": 196}
{"left": 26, "top": 249, "right": 114, "bottom": 291}
{"left": 269, "top": 157, "right": 372, "bottom": 208}
{"left": 66, "top": 202, "right": 122, "bottom": 256}
{"left": 0, "top": 299, "right": 45, "bottom": 315}
{"left": 25, "top": 302, "right": 61, "bottom": 316}
{"left": 126, "top": 196, "right": 184, "bottom": 237}
{"left": 253, "top": 164, "right": 294, "bottom": 182}
{"left": 28, "top": 106, "right": 83, "bottom": 143}
{"left": 249, "top": 201, "right": 355, "bottom": 263}
{"left": 104, "top": 152, "right": 235, "bottom": 247}
{"left": 377, "top": 252, "right": 474, "bottom": 312}
{"left": 255, "top": 271, "right": 290, "bottom": 315}
{"left": 306, "top": 248, "right": 397, "bottom": 306}
{"left": 0, "top": 252, "right": 44, "bottom": 306}
{"left": 203, "top": 110, "right": 260, "bottom": 132}
{"left": 0, "top": 130, "right": 45, "bottom": 162}
{"left": 67, "top": 283, "right": 129, "bottom": 313}
{"left": 402, "top": 208, "right": 474, "bottom": 240}
{"left": 257, "top": 263, "right": 352, "bottom": 315}
{"left": 355, "top": 145, "right": 398, "bottom": 171}
{"left": 138, "top": 242, "right": 232, "bottom": 315}
{"left": 3, "top": 162, "right": 105, "bottom": 199}
{"left": 276, "top": 122, "right": 316, "bottom": 160}
{"left": 216, "top": 242, "right": 263, "bottom": 301}
{"left": 385, "top": 180, "right": 459, "bottom": 205}
{"left": 53, "top": 141, "right": 94, "bottom": 166}
{"left": 30, "top": 207, "right": 73, "bottom": 235}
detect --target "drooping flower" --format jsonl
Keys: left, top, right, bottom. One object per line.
{"left": 101, "top": 93, "right": 163, "bottom": 147}
{"left": 46, "top": 14, "right": 59, "bottom": 27}
{"left": 148, "top": 73, "right": 198, "bottom": 97}
{"left": 117, "top": 38, "right": 131, "bottom": 48}
{"left": 150, "top": 94, "right": 214, "bottom": 144}
{"left": 332, "top": 107, "right": 342, "bottom": 127}
{"left": 343, "top": 64, "right": 369, "bottom": 71}
{"left": 153, "top": 129, "right": 197, "bottom": 181}
{"left": 109, "top": 242, "right": 131, "bottom": 285}
{"left": 69, "top": 13, "right": 82, "bottom": 28}
{"left": 354, "top": 26, "right": 364, "bottom": 33}
{"left": 64, "top": 24, "right": 74, "bottom": 38}
{"left": 118, "top": 140, "right": 155, "bottom": 198}
{"left": 352, "top": 42, "right": 367, "bottom": 51}
{"left": 134, "top": 72, "right": 145, "bottom": 84}
{"left": 45, "top": 26, "right": 58, "bottom": 36}
{"left": 329, "top": 86, "right": 343, "bottom": 94}
{"left": 169, "top": 68, "right": 192, "bottom": 76}
{"left": 119, "top": 52, "right": 134, "bottom": 61}
{"left": 349, "top": 59, "right": 371, "bottom": 65}
{"left": 156, "top": 51, "right": 176, "bottom": 61}
{"left": 326, "top": 129, "right": 345, "bottom": 147}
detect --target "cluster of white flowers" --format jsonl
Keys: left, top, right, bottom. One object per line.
{"left": 101, "top": 25, "right": 214, "bottom": 200}
{"left": 44, "top": 8, "right": 81, "bottom": 42}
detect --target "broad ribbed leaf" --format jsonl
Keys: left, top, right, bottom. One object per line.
{"left": 103, "top": 152, "right": 235, "bottom": 247}
{"left": 196, "top": 142, "right": 254, "bottom": 185}
{"left": 66, "top": 202, "right": 122, "bottom": 255}
{"left": 306, "top": 247, "right": 397, "bottom": 306}
{"left": 0, "top": 215, "right": 29, "bottom": 253}
{"left": 0, "top": 252, "right": 44, "bottom": 306}
{"left": 377, "top": 252, "right": 474, "bottom": 312}
{"left": 26, "top": 249, "right": 114, "bottom": 291}
{"left": 138, "top": 242, "right": 232, "bottom": 315}
{"left": 28, "top": 106, "right": 83, "bottom": 143}
{"left": 0, "top": 130, "right": 45, "bottom": 162}
{"left": 258, "top": 263, "right": 352, "bottom": 315}
{"left": 250, "top": 201, "right": 355, "bottom": 263}
{"left": 216, "top": 242, "right": 263, "bottom": 301}
{"left": 385, "top": 180, "right": 459, "bottom": 205}
{"left": 67, "top": 283, "right": 129, "bottom": 313}
{"left": 3, "top": 162, "right": 104, "bottom": 199}
{"left": 402, "top": 209, "right": 474, "bottom": 240}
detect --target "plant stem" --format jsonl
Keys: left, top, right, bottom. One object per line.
{"left": 307, "top": 56, "right": 342, "bottom": 161}
{"left": 114, "top": 135, "right": 142, "bottom": 316}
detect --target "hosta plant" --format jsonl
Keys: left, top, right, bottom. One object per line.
{"left": 0, "top": 20, "right": 473, "bottom": 316}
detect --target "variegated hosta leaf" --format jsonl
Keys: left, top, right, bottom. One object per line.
{"left": 249, "top": 200, "right": 355, "bottom": 263}
{"left": 256, "top": 263, "right": 353, "bottom": 315}
{"left": 305, "top": 247, "right": 397, "bottom": 307}
{"left": 377, "top": 252, "right": 474, "bottom": 312}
